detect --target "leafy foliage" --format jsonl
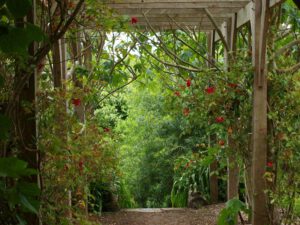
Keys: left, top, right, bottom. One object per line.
{"left": 217, "top": 198, "right": 249, "bottom": 225}
{"left": 0, "top": 157, "right": 40, "bottom": 224}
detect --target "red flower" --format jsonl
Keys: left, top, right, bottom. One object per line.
{"left": 267, "top": 162, "right": 273, "bottom": 168}
{"left": 228, "top": 83, "right": 238, "bottom": 88}
{"left": 72, "top": 98, "right": 81, "bottom": 106}
{"left": 37, "top": 63, "right": 45, "bottom": 70}
{"left": 218, "top": 140, "right": 225, "bottom": 146}
{"left": 183, "top": 108, "right": 190, "bottom": 116}
{"left": 104, "top": 127, "right": 110, "bottom": 133}
{"left": 64, "top": 164, "right": 69, "bottom": 171}
{"left": 215, "top": 116, "right": 225, "bottom": 123}
{"left": 131, "top": 17, "right": 138, "bottom": 24}
{"left": 174, "top": 91, "right": 181, "bottom": 97}
{"left": 205, "top": 86, "right": 215, "bottom": 94}
{"left": 186, "top": 79, "right": 191, "bottom": 88}
{"left": 79, "top": 160, "right": 84, "bottom": 172}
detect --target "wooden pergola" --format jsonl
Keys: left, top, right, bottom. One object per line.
{"left": 106, "top": 1, "right": 285, "bottom": 224}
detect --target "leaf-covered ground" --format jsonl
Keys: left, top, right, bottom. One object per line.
{"left": 90, "top": 204, "right": 248, "bottom": 225}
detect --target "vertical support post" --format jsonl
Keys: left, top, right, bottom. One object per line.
{"left": 224, "top": 14, "right": 240, "bottom": 201}
{"left": 207, "top": 31, "right": 218, "bottom": 204}
{"left": 250, "top": 0, "right": 270, "bottom": 224}
{"left": 207, "top": 31, "right": 216, "bottom": 67}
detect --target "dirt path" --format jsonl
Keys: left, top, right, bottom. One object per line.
{"left": 94, "top": 204, "right": 226, "bottom": 225}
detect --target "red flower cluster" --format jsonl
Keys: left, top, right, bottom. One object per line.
{"left": 131, "top": 17, "right": 138, "bottom": 24}
{"left": 64, "top": 164, "right": 69, "bottom": 171}
{"left": 174, "top": 91, "right": 180, "bottom": 97}
{"left": 79, "top": 160, "right": 84, "bottom": 172}
{"left": 205, "top": 86, "right": 215, "bottom": 94}
{"left": 104, "top": 127, "right": 110, "bottom": 133}
{"left": 186, "top": 79, "right": 191, "bottom": 87}
{"left": 228, "top": 83, "right": 238, "bottom": 88}
{"left": 183, "top": 108, "right": 190, "bottom": 116}
{"left": 218, "top": 140, "right": 225, "bottom": 146}
{"left": 72, "top": 98, "right": 81, "bottom": 106}
{"left": 215, "top": 116, "right": 225, "bottom": 123}
{"left": 267, "top": 162, "right": 273, "bottom": 168}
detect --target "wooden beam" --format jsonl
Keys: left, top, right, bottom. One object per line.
{"left": 250, "top": 0, "right": 270, "bottom": 224}
{"left": 136, "top": 21, "right": 223, "bottom": 27}
{"left": 215, "top": 0, "right": 285, "bottom": 41}
{"left": 108, "top": 1, "right": 250, "bottom": 9}
{"left": 135, "top": 17, "right": 227, "bottom": 23}
{"left": 134, "top": 25, "right": 217, "bottom": 31}
{"left": 109, "top": 0, "right": 249, "bottom": 2}
{"left": 112, "top": 7, "right": 242, "bottom": 16}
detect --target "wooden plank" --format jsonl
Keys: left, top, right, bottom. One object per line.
{"left": 108, "top": 2, "right": 249, "bottom": 9}
{"left": 135, "top": 21, "right": 223, "bottom": 27}
{"left": 215, "top": 0, "right": 285, "bottom": 41}
{"left": 133, "top": 17, "right": 227, "bottom": 23}
{"left": 111, "top": 8, "right": 242, "bottom": 15}
{"left": 122, "top": 14, "right": 231, "bottom": 19}
{"left": 135, "top": 25, "right": 216, "bottom": 31}
{"left": 109, "top": 0, "right": 249, "bottom": 2}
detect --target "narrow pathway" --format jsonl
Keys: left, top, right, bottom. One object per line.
{"left": 93, "top": 204, "right": 226, "bottom": 225}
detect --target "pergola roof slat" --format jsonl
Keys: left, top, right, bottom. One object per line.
{"left": 108, "top": 2, "right": 250, "bottom": 10}
{"left": 107, "top": 0, "right": 279, "bottom": 31}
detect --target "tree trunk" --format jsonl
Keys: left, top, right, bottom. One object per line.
{"left": 16, "top": 1, "right": 39, "bottom": 223}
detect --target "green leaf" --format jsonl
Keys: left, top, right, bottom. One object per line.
{"left": 20, "top": 194, "right": 38, "bottom": 214}
{"left": 18, "top": 182, "right": 40, "bottom": 197}
{"left": 26, "top": 23, "right": 46, "bottom": 42}
{"left": 0, "top": 157, "right": 36, "bottom": 178}
{"left": 0, "top": 26, "right": 29, "bottom": 54}
{"left": 0, "top": 114, "right": 11, "bottom": 140}
{"left": 0, "top": 24, "right": 46, "bottom": 54}
{"left": 16, "top": 215, "right": 27, "bottom": 225}
{"left": 6, "top": 0, "right": 31, "bottom": 19}
{"left": 217, "top": 208, "right": 235, "bottom": 225}
{"left": 0, "top": 0, "right": 6, "bottom": 8}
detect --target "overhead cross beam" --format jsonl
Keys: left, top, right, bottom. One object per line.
{"left": 107, "top": 0, "right": 251, "bottom": 31}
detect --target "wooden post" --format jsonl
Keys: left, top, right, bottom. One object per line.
{"left": 224, "top": 15, "right": 240, "bottom": 201}
{"left": 250, "top": 1, "right": 270, "bottom": 224}
{"left": 207, "top": 31, "right": 218, "bottom": 204}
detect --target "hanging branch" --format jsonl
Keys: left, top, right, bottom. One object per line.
{"left": 171, "top": 30, "right": 223, "bottom": 72}
{"left": 142, "top": 13, "right": 203, "bottom": 72}
{"left": 12, "top": 0, "right": 85, "bottom": 101}
{"left": 167, "top": 15, "right": 220, "bottom": 68}
{"left": 97, "top": 64, "right": 141, "bottom": 103}
{"left": 109, "top": 40, "right": 138, "bottom": 77}
{"left": 130, "top": 33, "right": 204, "bottom": 73}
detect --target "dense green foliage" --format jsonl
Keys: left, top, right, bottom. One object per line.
{"left": 0, "top": 0, "right": 299, "bottom": 224}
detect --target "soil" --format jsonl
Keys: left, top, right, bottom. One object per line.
{"left": 91, "top": 204, "right": 230, "bottom": 225}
